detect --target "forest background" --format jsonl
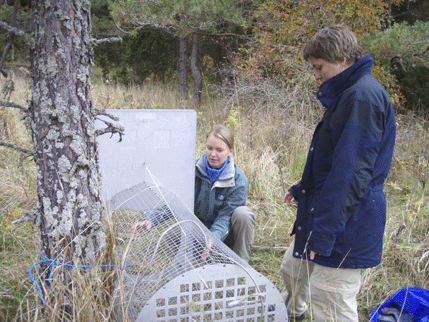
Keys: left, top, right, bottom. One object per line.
{"left": 0, "top": 0, "right": 428, "bottom": 321}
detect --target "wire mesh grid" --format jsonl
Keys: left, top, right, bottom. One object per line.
{"left": 109, "top": 181, "right": 287, "bottom": 321}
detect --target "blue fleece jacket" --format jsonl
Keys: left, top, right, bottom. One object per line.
{"left": 194, "top": 153, "right": 248, "bottom": 241}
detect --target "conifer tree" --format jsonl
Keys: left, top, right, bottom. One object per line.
{"left": 110, "top": 0, "right": 247, "bottom": 104}
{"left": 1, "top": 1, "right": 122, "bottom": 317}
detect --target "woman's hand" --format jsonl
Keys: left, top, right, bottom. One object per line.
{"left": 201, "top": 239, "right": 213, "bottom": 261}
{"left": 284, "top": 191, "right": 298, "bottom": 206}
{"left": 131, "top": 220, "right": 152, "bottom": 232}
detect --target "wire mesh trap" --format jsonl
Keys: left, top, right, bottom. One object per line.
{"left": 109, "top": 181, "right": 288, "bottom": 322}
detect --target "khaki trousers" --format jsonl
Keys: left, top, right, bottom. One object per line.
{"left": 224, "top": 206, "right": 255, "bottom": 262}
{"left": 280, "top": 240, "right": 362, "bottom": 321}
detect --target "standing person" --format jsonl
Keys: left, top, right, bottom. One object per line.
{"left": 280, "top": 25, "right": 396, "bottom": 321}
{"left": 133, "top": 124, "right": 256, "bottom": 262}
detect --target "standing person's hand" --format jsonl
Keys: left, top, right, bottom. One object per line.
{"left": 131, "top": 220, "right": 152, "bottom": 232}
{"left": 284, "top": 191, "right": 298, "bottom": 206}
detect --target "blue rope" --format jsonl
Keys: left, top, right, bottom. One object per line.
{"left": 29, "top": 252, "right": 130, "bottom": 305}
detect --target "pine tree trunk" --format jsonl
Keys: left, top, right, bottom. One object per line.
{"left": 191, "top": 33, "right": 203, "bottom": 106}
{"left": 0, "top": 0, "right": 21, "bottom": 76}
{"left": 179, "top": 36, "right": 188, "bottom": 100}
{"left": 30, "top": 0, "right": 105, "bottom": 312}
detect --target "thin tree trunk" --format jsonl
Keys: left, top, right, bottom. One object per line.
{"left": 179, "top": 36, "right": 188, "bottom": 100}
{"left": 0, "top": 0, "right": 20, "bottom": 77}
{"left": 30, "top": 0, "right": 105, "bottom": 314}
{"left": 191, "top": 33, "right": 203, "bottom": 106}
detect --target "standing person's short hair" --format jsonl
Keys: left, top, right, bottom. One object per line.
{"left": 303, "top": 25, "right": 364, "bottom": 64}
{"left": 207, "top": 125, "right": 234, "bottom": 150}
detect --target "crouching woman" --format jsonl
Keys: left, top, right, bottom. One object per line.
{"left": 133, "top": 125, "right": 255, "bottom": 262}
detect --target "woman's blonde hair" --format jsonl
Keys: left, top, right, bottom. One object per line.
{"left": 207, "top": 125, "right": 234, "bottom": 150}
{"left": 303, "top": 25, "right": 364, "bottom": 64}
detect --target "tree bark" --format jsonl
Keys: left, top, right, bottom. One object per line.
{"left": 191, "top": 32, "right": 203, "bottom": 106}
{"left": 179, "top": 36, "right": 188, "bottom": 100}
{"left": 30, "top": 0, "right": 105, "bottom": 312}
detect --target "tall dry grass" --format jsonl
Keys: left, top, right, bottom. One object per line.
{"left": 0, "top": 75, "right": 39, "bottom": 321}
{"left": 0, "top": 71, "right": 428, "bottom": 321}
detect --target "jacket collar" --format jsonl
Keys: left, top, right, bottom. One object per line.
{"left": 196, "top": 152, "right": 235, "bottom": 181}
{"left": 317, "top": 55, "right": 374, "bottom": 109}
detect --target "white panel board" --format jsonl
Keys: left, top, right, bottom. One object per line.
{"left": 96, "top": 109, "right": 197, "bottom": 212}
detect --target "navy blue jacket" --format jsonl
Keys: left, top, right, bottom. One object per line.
{"left": 290, "top": 55, "right": 396, "bottom": 268}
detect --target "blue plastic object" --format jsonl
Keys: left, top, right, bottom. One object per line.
{"left": 370, "top": 287, "right": 429, "bottom": 322}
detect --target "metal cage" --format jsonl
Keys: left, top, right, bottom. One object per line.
{"left": 109, "top": 181, "right": 288, "bottom": 321}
